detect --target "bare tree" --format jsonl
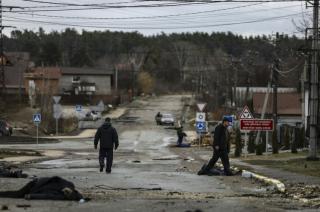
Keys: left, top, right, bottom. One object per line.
{"left": 172, "top": 41, "right": 193, "bottom": 82}
{"left": 128, "top": 46, "right": 149, "bottom": 95}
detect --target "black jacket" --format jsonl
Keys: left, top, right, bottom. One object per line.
{"left": 213, "top": 123, "right": 229, "bottom": 152}
{"left": 0, "top": 176, "right": 83, "bottom": 200}
{"left": 94, "top": 122, "right": 119, "bottom": 149}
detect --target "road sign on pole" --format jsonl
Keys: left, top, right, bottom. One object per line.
{"left": 196, "top": 121, "right": 206, "bottom": 133}
{"left": 240, "top": 119, "right": 274, "bottom": 131}
{"left": 33, "top": 113, "right": 41, "bottom": 124}
{"left": 196, "top": 112, "right": 206, "bottom": 122}
{"left": 33, "top": 113, "right": 41, "bottom": 144}
{"left": 53, "top": 96, "right": 61, "bottom": 104}
{"left": 197, "top": 103, "right": 207, "bottom": 112}
{"left": 239, "top": 105, "right": 254, "bottom": 119}
{"left": 53, "top": 104, "right": 62, "bottom": 136}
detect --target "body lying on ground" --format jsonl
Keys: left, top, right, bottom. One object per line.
{"left": 0, "top": 176, "right": 84, "bottom": 201}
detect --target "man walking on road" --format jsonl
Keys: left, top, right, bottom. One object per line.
{"left": 199, "top": 117, "right": 232, "bottom": 176}
{"left": 94, "top": 117, "right": 119, "bottom": 174}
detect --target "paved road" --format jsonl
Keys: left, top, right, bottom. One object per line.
{"left": 0, "top": 95, "right": 317, "bottom": 212}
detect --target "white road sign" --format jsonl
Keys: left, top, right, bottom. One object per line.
{"left": 240, "top": 106, "right": 254, "bottom": 119}
{"left": 53, "top": 96, "right": 61, "bottom": 104}
{"left": 33, "top": 113, "right": 41, "bottom": 123}
{"left": 197, "top": 103, "right": 207, "bottom": 112}
{"left": 196, "top": 112, "right": 206, "bottom": 122}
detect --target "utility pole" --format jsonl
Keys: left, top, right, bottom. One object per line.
{"left": 0, "top": 0, "right": 5, "bottom": 98}
{"left": 271, "top": 33, "right": 280, "bottom": 154}
{"left": 231, "top": 57, "right": 239, "bottom": 108}
{"left": 272, "top": 62, "right": 279, "bottom": 154}
{"left": 307, "top": 0, "right": 319, "bottom": 160}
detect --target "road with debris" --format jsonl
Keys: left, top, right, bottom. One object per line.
{"left": 0, "top": 95, "right": 317, "bottom": 211}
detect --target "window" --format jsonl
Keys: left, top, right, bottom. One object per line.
{"left": 72, "top": 76, "right": 80, "bottom": 83}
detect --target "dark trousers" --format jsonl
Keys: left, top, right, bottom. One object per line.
{"left": 206, "top": 150, "right": 231, "bottom": 174}
{"left": 99, "top": 148, "right": 113, "bottom": 171}
{"left": 177, "top": 137, "right": 183, "bottom": 145}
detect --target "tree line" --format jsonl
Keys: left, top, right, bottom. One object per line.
{"left": 4, "top": 28, "right": 305, "bottom": 93}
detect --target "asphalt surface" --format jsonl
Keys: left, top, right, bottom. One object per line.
{"left": 0, "top": 95, "right": 318, "bottom": 212}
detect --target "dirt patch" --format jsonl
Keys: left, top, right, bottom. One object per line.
{"left": 0, "top": 149, "right": 42, "bottom": 159}
{"left": 0, "top": 136, "right": 59, "bottom": 144}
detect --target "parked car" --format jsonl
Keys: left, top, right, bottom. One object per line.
{"left": 159, "top": 113, "right": 175, "bottom": 126}
{"left": 83, "top": 111, "right": 101, "bottom": 121}
{"left": 0, "top": 120, "right": 13, "bottom": 136}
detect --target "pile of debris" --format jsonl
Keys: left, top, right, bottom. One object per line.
{"left": 282, "top": 183, "right": 320, "bottom": 207}
{"left": 191, "top": 134, "right": 213, "bottom": 146}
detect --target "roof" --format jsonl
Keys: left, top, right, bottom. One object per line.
{"left": 24, "top": 67, "right": 61, "bottom": 80}
{"left": 253, "top": 93, "right": 301, "bottom": 115}
{"left": 61, "top": 67, "right": 114, "bottom": 76}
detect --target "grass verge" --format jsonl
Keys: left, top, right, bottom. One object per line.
{"left": 245, "top": 158, "right": 320, "bottom": 178}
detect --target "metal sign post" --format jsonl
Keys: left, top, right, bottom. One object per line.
{"left": 244, "top": 132, "right": 248, "bottom": 158}
{"left": 56, "top": 119, "right": 58, "bottom": 137}
{"left": 266, "top": 132, "right": 269, "bottom": 154}
{"left": 53, "top": 96, "right": 62, "bottom": 136}
{"left": 53, "top": 104, "right": 62, "bottom": 136}
{"left": 36, "top": 123, "right": 39, "bottom": 145}
{"left": 33, "top": 113, "right": 41, "bottom": 144}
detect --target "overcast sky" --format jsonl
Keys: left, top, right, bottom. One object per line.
{"left": 3, "top": 0, "right": 311, "bottom": 37}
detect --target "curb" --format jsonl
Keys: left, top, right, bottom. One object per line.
{"left": 216, "top": 163, "right": 286, "bottom": 193}
{"left": 242, "top": 170, "right": 286, "bottom": 193}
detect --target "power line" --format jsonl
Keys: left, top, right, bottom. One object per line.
{"left": 7, "top": 3, "right": 299, "bottom": 27}
{"left": 8, "top": 3, "right": 264, "bottom": 20}
{"left": 7, "top": 9, "right": 305, "bottom": 27}
{"left": 5, "top": 0, "right": 306, "bottom": 13}
{"left": 11, "top": 0, "right": 216, "bottom": 12}
{"left": 6, "top": 3, "right": 305, "bottom": 27}
{"left": 3, "top": 0, "right": 140, "bottom": 9}
{"left": 3, "top": 11, "right": 310, "bottom": 29}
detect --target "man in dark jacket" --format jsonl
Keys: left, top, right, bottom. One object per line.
{"left": 94, "top": 117, "right": 119, "bottom": 173}
{"left": 200, "top": 117, "right": 232, "bottom": 176}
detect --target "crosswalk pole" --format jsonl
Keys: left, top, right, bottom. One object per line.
{"left": 37, "top": 124, "right": 39, "bottom": 145}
